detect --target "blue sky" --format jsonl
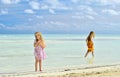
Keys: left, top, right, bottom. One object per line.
{"left": 0, "top": 0, "right": 120, "bottom": 34}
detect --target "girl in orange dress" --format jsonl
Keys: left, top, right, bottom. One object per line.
{"left": 84, "top": 31, "right": 95, "bottom": 58}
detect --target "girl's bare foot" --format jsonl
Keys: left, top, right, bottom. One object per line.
{"left": 39, "top": 70, "right": 42, "bottom": 72}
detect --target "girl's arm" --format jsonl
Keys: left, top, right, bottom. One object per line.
{"left": 40, "top": 42, "right": 46, "bottom": 49}
{"left": 34, "top": 40, "right": 40, "bottom": 47}
{"left": 34, "top": 42, "right": 38, "bottom": 47}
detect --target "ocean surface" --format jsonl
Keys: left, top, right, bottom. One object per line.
{"left": 0, "top": 34, "right": 120, "bottom": 74}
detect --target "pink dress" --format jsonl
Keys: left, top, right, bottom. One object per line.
{"left": 34, "top": 41, "right": 46, "bottom": 60}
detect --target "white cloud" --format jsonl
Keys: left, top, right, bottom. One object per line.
{"left": 29, "top": 1, "right": 40, "bottom": 10}
{"left": 86, "top": 15, "right": 94, "bottom": 20}
{"left": 28, "top": 18, "right": 32, "bottom": 21}
{"left": 102, "top": 9, "right": 119, "bottom": 15}
{"left": 1, "top": 0, "right": 11, "bottom": 4}
{"left": 0, "top": 9, "right": 8, "bottom": 15}
{"left": 41, "top": 5, "right": 49, "bottom": 10}
{"left": 4, "top": 24, "right": 35, "bottom": 30}
{"left": 50, "top": 21, "right": 66, "bottom": 26}
{"left": 24, "top": 9, "right": 35, "bottom": 14}
{"left": 72, "top": 15, "right": 94, "bottom": 20}
{"left": 71, "top": 0, "right": 79, "bottom": 3}
{"left": 44, "top": 21, "right": 48, "bottom": 25}
{"left": 47, "top": 21, "right": 68, "bottom": 30}
{"left": 45, "top": 0, "right": 69, "bottom": 10}
{"left": 0, "top": 23, "right": 6, "bottom": 28}
{"left": 78, "top": 5, "right": 98, "bottom": 15}
{"left": 88, "top": 0, "right": 120, "bottom": 6}
{"left": 45, "top": 0, "right": 61, "bottom": 7}
{"left": 72, "top": 15, "right": 84, "bottom": 19}
{"left": 36, "top": 16, "right": 43, "bottom": 19}
{"left": 26, "top": 0, "right": 30, "bottom": 1}
{"left": 1, "top": 0, "right": 20, "bottom": 4}
{"left": 86, "top": 7, "right": 97, "bottom": 15}
{"left": 49, "top": 9, "right": 55, "bottom": 14}
{"left": 100, "top": 0, "right": 120, "bottom": 5}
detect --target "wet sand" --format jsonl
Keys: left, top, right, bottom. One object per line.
{"left": 1, "top": 64, "right": 120, "bottom": 77}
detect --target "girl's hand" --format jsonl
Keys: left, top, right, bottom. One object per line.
{"left": 37, "top": 40, "right": 41, "bottom": 43}
{"left": 37, "top": 40, "right": 43, "bottom": 46}
{"left": 34, "top": 40, "right": 41, "bottom": 47}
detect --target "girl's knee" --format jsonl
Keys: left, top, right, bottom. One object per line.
{"left": 35, "top": 59, "right": 39, "bottom": 62}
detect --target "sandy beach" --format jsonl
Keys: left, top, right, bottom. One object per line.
{"left": 1, "top": 64, "right": 120, "bottom": 77}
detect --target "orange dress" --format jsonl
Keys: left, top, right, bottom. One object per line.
{"left": 87, "top": 41, "right": 94, "bottom": 52}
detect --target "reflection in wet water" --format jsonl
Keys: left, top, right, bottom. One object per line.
{"left": 86, "top": 57, "right": 94, "bottom": 64}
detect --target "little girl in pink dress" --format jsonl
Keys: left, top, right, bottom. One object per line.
{"left": 34, "top": 32, "right": 46, "bottom": 71}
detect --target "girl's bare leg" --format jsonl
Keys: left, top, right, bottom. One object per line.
{"left": 84, "top": 50, "right": 89, "bottom": 58}
{"left": 35, "top": 59, "right": 38, "bottom": 71}
{"left": 92, "top": 52, "right": 94, "bottom": 57}
{"left": 39, "top": 60, "right": 42, "bottom": 71}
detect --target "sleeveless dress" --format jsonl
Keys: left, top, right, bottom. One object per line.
{"left": 87, "top": 41, "right": 94, "bottom": 52}
{"left": 34, "top": 40, "right": 46, "bottom": 60}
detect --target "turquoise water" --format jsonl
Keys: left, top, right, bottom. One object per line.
{"left": 0, "top": 34, "right": 120, "bottom": 73}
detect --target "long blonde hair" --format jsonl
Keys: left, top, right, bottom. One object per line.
{"left": 34, "top": 32, "right": 46, "bottom": 47}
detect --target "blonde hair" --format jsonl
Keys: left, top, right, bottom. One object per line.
{"left": 34, "top": 32, "right": 46, "bottom": 47}
{"left": 35, "top": 32, "right": 42, "bottom": 41}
